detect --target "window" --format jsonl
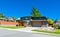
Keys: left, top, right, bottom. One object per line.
{"left": 43, "top": 21, "right": 47, "bottom": 25}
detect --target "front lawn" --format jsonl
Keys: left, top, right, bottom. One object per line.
{"left": 0, "top": 26, "right": 24, "bottom": 29}
{"left": 32, "top": 29, "right": 60, "bottom": 34}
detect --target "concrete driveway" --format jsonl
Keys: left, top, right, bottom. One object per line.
{"left": 0, "top": 28, "right": 58, "bottom": 37}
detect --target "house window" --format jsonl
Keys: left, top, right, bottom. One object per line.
{"left": 42, "top": 21, "right": 47, "bottom": 27}
{"left": 43, "top": 21, "right": 47, "bottom": 25}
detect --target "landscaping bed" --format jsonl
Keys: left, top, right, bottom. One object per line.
{"left": 0, "top": 26, "right": 24, "bottom": 29}
{"left": 32, "top": 29, "right": 60, "bottom": 34}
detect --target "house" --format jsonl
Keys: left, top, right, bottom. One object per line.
{"left": 54, "top": 20, "right": 60, "bottom": 28}
{"left": 20, "top": 16, "right": 48, "bottom": 27}
{"left": 7, "top": 17, "right": 15, "bottom": 22}
{"left": 0, "top": 18, "right": 18, "bottom": 26}
{"left": 54, "top": 20, "right": 60, "bottom": 26}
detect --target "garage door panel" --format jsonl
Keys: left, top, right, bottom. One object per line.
{"left": 32, "top": 23, "right": 41, "bottom": 27}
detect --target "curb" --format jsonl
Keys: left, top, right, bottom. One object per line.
{"left": 31, "top": 31, "right": 60, "bottom": 36}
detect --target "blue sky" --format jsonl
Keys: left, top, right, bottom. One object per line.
{"left": 0, "top": 0, "right": 60, "bottom": 20}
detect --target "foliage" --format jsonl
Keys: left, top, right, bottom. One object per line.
{"left": 53, "top": 24, "right": 58, "bottom": 28}
{"left": 32, "top": 29, "right": 60, "bottom": 34}
{"left": 0, "top": 13, "right": 5, "bottom": 18}
{"left": 0, "top": 26, "right": 24, "bottom": 29}
{"left": 31, "top": 7, "right": 42, "bottom": 17}
{"left": 47, "top": 18, "right": 54, "bottom": 24}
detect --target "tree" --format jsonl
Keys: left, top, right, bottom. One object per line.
{"left": 0, "top": 13, "right": 5, "bottom": 18}
{"left": 47, "top": 18, "right": 54, "bottom": 24}
{"left": 31, "top": 7, "right": 42, "bottom": 17}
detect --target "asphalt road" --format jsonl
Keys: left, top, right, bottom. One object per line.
{"left": 0, "top": 29, "right": 57, "bottom": 37}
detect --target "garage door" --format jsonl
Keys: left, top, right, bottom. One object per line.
{"left": 32, "top": 23, "right": 41, "bottom": 27}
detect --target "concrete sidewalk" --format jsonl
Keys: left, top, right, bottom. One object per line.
{"left": 8, "top": 27, "right": 36, "bottom": 32}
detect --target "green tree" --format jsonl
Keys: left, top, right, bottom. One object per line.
{"left": 31, "top": 7, "right": 42, "bottom": 17}
{"left": 0, "top": 13, "right": 5, "bottom": 18}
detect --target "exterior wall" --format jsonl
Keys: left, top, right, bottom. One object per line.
{"left": 17, "top": 21, "right": 27, "bottom": 27}
{"left": 0, "top": 21, "right": 18, "bottom": 26}
{"left": 56, "top": 22, "right": 60, "bottom": 26}
{"left": 23, "top": 22, "right": 27, "bottom": 27}
{"left": 18, "top": 21, "right": 22, "bottom": 26}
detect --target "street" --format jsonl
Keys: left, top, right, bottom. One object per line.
{"left": 0, "top": 29, "right": 57, "bottom": 37}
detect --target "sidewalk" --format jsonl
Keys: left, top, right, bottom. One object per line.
{"left": 7, "top": 27, "right": 35, "bottom": 32}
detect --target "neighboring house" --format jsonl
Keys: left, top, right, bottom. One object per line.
{"left": 7, "top": 17, "right": 15, "bottom": 22}
{"left": 54, "top": 20, "right": 60, "bottom": 28}
{"left": 0, "top": 18, "right": 18, "bottom": 26}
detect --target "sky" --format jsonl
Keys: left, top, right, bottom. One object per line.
{"left": 0, "top": 0, "right": 60, "bottom": 20}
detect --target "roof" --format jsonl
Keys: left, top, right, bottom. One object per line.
{"left": 0, "top": 18, "right": 6, "bottom": 19}
{"left": 16, "top": 18, "right": 21, "bottom": 20}
{"left": 30, "top": 20, "right": 47, "bottom": 21}
{"left": 21, "top": 16, "right": 47, "bottom": 20}
{"left": 31, "top": 16, "right": 47, "bottom": 19}
{"left": 21, "top": 16, "right": 46, "bottom": 18}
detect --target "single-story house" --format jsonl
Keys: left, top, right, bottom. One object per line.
{"left": 20, "top": 16, "right": 48, "bottom": 27}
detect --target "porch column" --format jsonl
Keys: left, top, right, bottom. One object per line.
{"left": 30, "top": 21, "right": 32, "bottom": 27}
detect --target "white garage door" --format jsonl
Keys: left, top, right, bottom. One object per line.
{"left": 32, "top": 23, "right": 41, "bottom": 27}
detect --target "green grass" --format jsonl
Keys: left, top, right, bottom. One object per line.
{"left": 0, "top": 26, "right": 24, "bottom": 29}
{"left": 32, "top": 29, "right": 60, "bottom": 34}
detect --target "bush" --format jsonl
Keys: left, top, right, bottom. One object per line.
{"left": 53, "top": 24, "right": 58, "bottom": 29}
